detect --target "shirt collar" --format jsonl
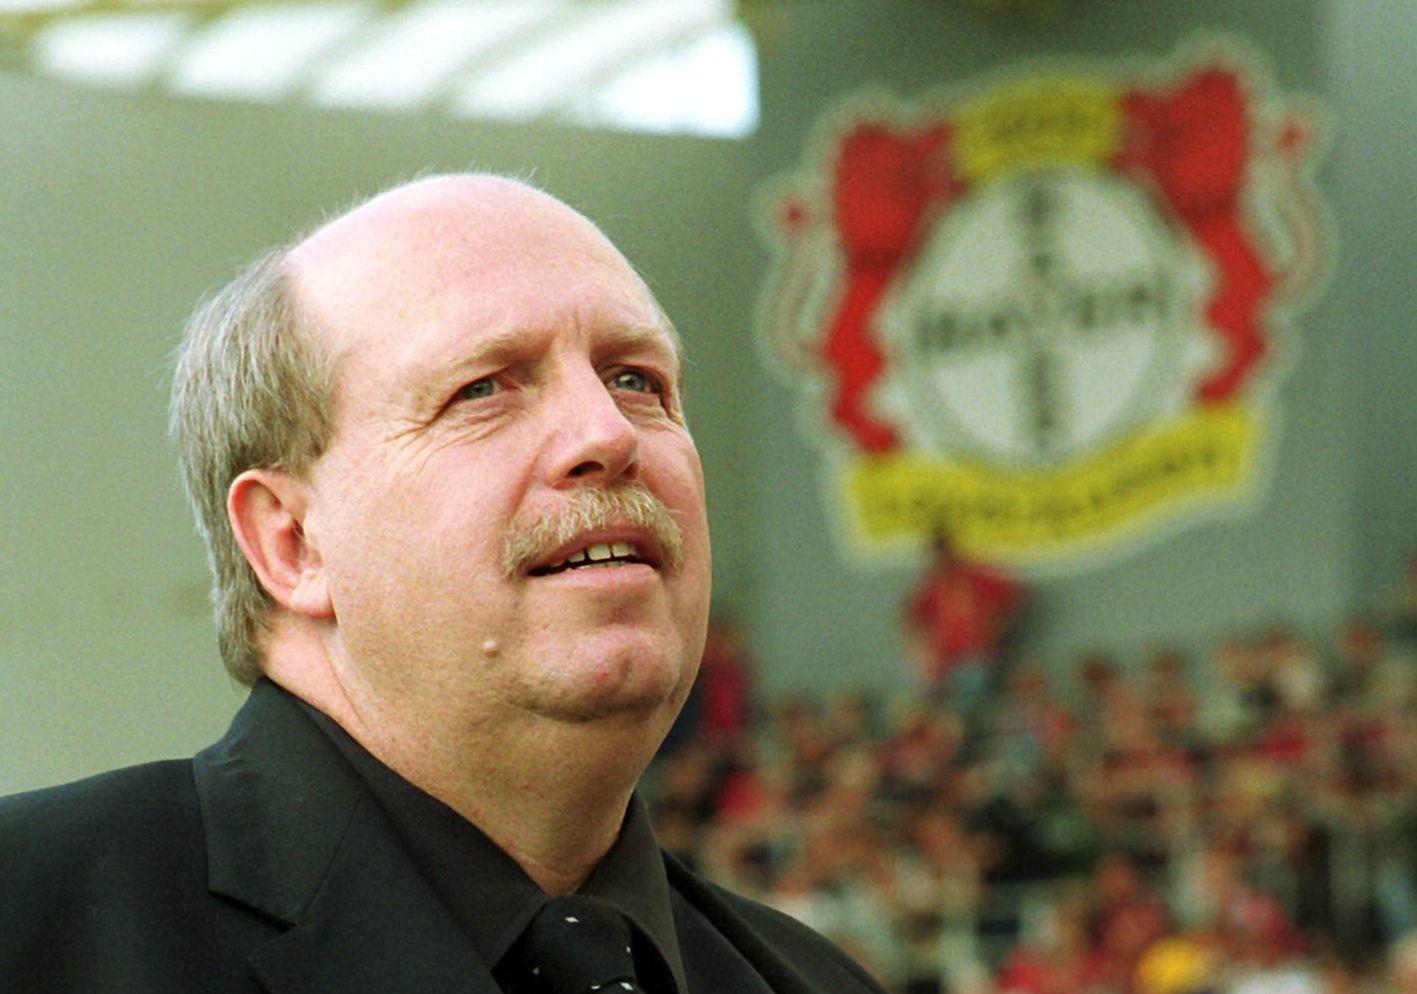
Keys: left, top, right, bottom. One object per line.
{"left": 297, "top": 697, "right": 686, "bottom": 994}
{"left": 581, "top": 794, "right": 688, "bottom": 994}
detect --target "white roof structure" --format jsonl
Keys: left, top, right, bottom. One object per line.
{"left": 4, "top": 0, "right": 759, "bottom": 137}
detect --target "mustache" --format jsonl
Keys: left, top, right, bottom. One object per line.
{"left": 501, "top": 484, "right": 685, "bottom": 577}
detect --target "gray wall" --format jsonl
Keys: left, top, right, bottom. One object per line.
{"left": 3, "top": 0, "right": 1413, "bottom": 792}
{"left": 1330, "top": 0, "right": 1417, "bottom": 605}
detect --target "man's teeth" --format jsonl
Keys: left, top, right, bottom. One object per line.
{"left": 557, "top": 541, "right": 638, "bottom": 570}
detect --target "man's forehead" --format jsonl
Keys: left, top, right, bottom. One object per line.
{"left": 282, "top": 174, "right": 681, "bottom": 378}
{"left": 288, "top": 175, "right": 625, "bottom": 293}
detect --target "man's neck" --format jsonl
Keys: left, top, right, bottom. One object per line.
{"left": 366, "top": 714, "right": 653, "bottom": 895}
{"left": 418, "top": 727, "right": 646, "bottom": 895}
{"left": 263, "top": 652, "right": 658, "bottom": 894}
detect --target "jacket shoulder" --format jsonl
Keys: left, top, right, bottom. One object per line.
{"left": 0, "top": 761, "right": 258, "bottom": 989}
{"left": 0, "top": 760, "right": 208, "bottom": 913}
{"left": 0, "top": 759, "right": 202, "bottom": 865}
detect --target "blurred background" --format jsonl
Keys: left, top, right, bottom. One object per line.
{"left": 1, "top": 0, "right": 1414, "bottom": 990}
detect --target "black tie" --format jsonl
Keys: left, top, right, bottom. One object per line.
{"left": 503, "top": 895, "right": 646, "bottom": 994}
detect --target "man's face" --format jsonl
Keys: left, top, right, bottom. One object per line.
{"left": 287, "top": 179, "right": 711, "bottom": 739}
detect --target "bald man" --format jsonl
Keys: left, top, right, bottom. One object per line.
{"left": 0, "top": 177, "right": 884, "bottom": 994}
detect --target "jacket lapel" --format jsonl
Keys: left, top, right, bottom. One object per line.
{"left": 246, "top": 792, "right": 499, "bottom": 994}
{"left": 665, "top": 854, "right": 877, "bottom": 994}
{"left": 664, "top": 857, "right": 815, "bottom": 994}
{"left": 194, "top": 681, "right": 502, "bottom": 994}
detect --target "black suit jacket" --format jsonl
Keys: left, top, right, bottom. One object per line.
{"left": 0, "top": 682, "right": 884, "bottom": 993}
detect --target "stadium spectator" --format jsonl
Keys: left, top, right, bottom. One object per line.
{"left": 646, "top": 600, "right": 1417, "bottom": 992}
{"left": 902, "top": 534, "right": 1026, "bottom": 714}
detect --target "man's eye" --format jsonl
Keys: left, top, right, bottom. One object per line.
{"left": 457, "top": 376, "right": 499, "bottom": 401}
{"left": 610, "top": 369, "right": 657, "bottom": 393}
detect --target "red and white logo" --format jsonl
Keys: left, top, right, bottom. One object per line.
{"left": 757, "top": 38, "right": 1328, "bottom": 570}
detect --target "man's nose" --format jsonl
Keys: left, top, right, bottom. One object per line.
{"left": 544, "top": 370, "right": 639, "bottom": 486}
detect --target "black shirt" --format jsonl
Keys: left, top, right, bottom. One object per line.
{"left": 300, "top": 702, "right": 773, "bottom": 994}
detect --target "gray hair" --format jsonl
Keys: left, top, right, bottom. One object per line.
{"left": 170, "top": 248, "right": 337, "bottom": 685}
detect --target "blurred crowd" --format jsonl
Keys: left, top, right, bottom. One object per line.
{"left": 648, "top": 559, "right": 1417, "bottom": 994}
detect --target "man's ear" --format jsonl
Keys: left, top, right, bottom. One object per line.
{"left": 227, "top": 469, "right": 334, "bottom": 620}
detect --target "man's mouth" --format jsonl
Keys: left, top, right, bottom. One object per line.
{"left": 528, "top": 540, "right": 652, "bottom": 577}
{"left": 502, "top": 485, "right": 683, "bottom": 578}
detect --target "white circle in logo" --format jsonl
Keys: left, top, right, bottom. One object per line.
{"left": 878, "top": 169, "right": 1200, "bottom": 468}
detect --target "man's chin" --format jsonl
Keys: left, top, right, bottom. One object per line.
{"left": 511, "top": 655, "right": 691, "bottom": 728}
{"left": 520, "top": 691, "right": 671, "bottom": 727}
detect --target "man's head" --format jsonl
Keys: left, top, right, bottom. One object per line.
{"left": 172, "top": 174, "right": 711, "bottom": 742}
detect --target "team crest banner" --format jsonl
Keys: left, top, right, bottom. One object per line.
{"left": 756, "top": 38, "right": 1328, "bottom": 570}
